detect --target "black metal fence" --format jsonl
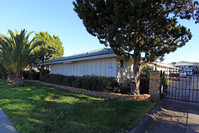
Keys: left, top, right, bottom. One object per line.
{"left": 161, "top": 68, "right": 199, "bottom": 102}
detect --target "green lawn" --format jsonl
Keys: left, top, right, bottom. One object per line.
{"left": 0, "top": 80, "right": 156, "bottom": 133}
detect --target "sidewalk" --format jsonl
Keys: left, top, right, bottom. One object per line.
{"left": 0, "top": 108, "right": 18, "bottom": 133}
{"left": 130, "top": 99, "right": 199, "bottom": 133}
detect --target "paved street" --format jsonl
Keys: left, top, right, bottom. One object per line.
{"left": 166, "top": 75, "right": 199, "bottom": 102}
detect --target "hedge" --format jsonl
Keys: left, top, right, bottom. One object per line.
{"left": 140, "top": 66, "right": 153, "bottom": 94}
{"left": 20, "top": 68, "right": 168, "bottom": 94}
{"left": 40, "top": 74, "right": 120, "bottom": 93}
{"left": 140, "top": 66, "right": 169, "bottom": 94}
{"left": 22, "top": 71, "right": 40, "bottom": 80}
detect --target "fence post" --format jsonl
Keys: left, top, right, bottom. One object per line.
{"left": 149, "top": 71, "right": 161, "bottom": 99}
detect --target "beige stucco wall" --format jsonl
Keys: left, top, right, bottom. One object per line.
{"left": 116, "top": 57, "right": 134, "bottom": 87}
{"left": 49, "top": 57, "right": 117, "bottom": 77}
{"left": 49, "top": 56, "right": 135, "bottom": 85}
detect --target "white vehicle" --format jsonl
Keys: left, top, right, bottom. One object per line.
{"left": 180, "top": 71, "right": 187, "bottom": 78}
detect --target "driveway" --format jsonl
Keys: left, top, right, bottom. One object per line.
{"left": 130, "top": 99, "right": 199, "bottom": 133}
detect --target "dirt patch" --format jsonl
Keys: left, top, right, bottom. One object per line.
{"left": 47, "top": 97, "right": 59, "bottom": 101}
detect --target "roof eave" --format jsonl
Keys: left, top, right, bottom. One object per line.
{"left": 41, "top": 53, "right": 117, "bottom": 65}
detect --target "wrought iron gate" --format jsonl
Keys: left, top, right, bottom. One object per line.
{"left": 161, "top": 68, "right": 199, "bottom": 102}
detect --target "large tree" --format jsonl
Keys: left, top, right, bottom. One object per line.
{"left": 0, "top": 29, "right": 41, "bottom": 86}
{"left": 73, "top": 0, "right": 198, "bottom": 94}
{"left": 32, "top": 32, "right": 64, "bottom": 62}
{"left": 32, "top": 32, "right": 64, "bottom": 75}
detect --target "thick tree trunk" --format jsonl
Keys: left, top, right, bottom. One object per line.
{"left": 131, "top": 52, "right": 141, "bottom": 95}
{"left": 7, "top": 74, "right": 15, "bottom": 83}
{"left": 12, "top": 75, "right": 24, "bottom": 87}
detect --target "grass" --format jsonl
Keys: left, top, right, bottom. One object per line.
{"left": 0, "top": 80, "right": 156, "bottom": 133}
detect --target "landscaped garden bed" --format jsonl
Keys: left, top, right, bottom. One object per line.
{"left": 0, "top": 80, "right": 156, "bottom": 133}
{"left": 28, "top": 80, "right": 151, "bottom": 100}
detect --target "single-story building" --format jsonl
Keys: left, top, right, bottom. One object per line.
{"left": 170, "top": 61, "right": 199, "bottom": 75}
{"left": 148, "top": 62, "right": 179, "bottom": 72}
{"left": 41, "top": 48, "right": 175, "bottom": 85}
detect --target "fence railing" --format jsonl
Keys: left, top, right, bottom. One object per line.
{"left": 160, "top": 68, "right": 199, "bottom": 102}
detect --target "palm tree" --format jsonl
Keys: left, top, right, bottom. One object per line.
{"left": 0, "top": 29, "right": 41, "bottom": 86}
{"left": 0, "top": 54, "right": 7, "bottom": 80}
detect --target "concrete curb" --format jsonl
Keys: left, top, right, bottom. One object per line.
{"left": 129, "top": 99, "right": 166, "bottom": 133}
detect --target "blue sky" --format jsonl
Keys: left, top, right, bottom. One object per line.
{"left": 0, "top": 0, "right": 198, "bottom": 64}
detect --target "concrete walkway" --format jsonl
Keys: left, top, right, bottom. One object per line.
{"left": 0, "top": 108, "right": 18, "bottom": 133}
{"left": 130, "top": 99, "right": 199, "bottom": 133}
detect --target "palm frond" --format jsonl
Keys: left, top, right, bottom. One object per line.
{"left": 0, "top": 29, "right": 39, "bottom": 76}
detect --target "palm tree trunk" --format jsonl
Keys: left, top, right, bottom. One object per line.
{"left": 7, "top": 74, "right": 15, "bottom": 83}
{"left": 12, "top": 75, "right": 24, "bottom": 87}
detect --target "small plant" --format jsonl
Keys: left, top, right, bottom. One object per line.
{"left": 162, "top": 74, "right": 168, "bottom": 95}
{"left": 140, "top": 66, "right": 153, "bottom": 94}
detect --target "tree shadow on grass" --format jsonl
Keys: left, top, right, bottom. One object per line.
{"left": 0, "top": 81, "right": 155, "bottom": 133}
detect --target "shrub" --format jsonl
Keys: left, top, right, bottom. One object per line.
{"left": 40, "top": 74, "right": 120, "bottom": 93}
{"left": 22, "top": 71, "right": 40, "bottom": 80}
{"left": 31, "top": 72, "right": 40, "bottom": 80}
{"left": 140, "top": 66, "right": 169, "bottom": 95}
{"left": 40, "top": 74, "right": 49, "bottom": 82}
{"left": 162, "top": 74, "right": 168, "bottom": 95}
{"left": 120, "top": 87, "right": 130, "bottom": 94}
{"left": 22, "top": 71, "right": 29, "bottom": 79}
{"left": 140, "top": 66, "right": 153, "bottom": 94}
